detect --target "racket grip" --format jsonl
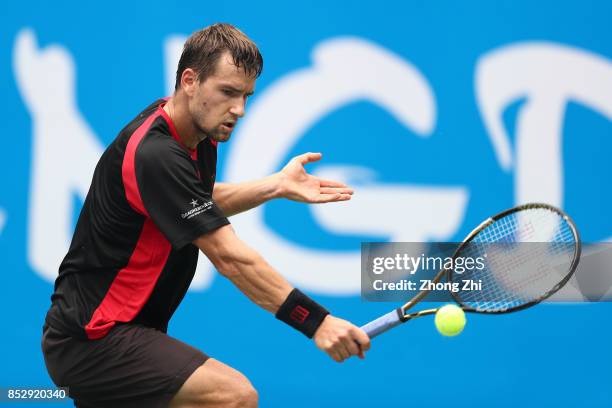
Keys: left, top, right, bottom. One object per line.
{"left": 360, "top": 309, "right": 403, "bottom": 339}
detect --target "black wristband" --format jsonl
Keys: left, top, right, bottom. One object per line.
{"left": 275, "top": 288, "right": 330, "bottom": 338}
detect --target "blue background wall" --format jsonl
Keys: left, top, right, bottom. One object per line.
{"left": 2, "top": 1, "right": 611, "bottom": 406}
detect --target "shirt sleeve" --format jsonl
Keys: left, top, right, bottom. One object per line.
{"left": 134, "top": 132, "right": 229, "bottom": 248}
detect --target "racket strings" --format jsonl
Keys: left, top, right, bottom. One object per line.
{"left": 465, "top": 244, "right": 573, "bottom": 308}
{"left": 453, "top": 208, "right": 577, "bottom": 312}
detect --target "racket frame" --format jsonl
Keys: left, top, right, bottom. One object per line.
{"left": 362, "top": 203, "right": 582, "bottom": 337}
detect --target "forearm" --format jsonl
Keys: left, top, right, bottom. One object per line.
{"left": 195, "top": 225, "right": 292, "bottom": 312}
{"left": 218, "top": 247, "right": 292, "bottom": 313}
{"left": 195, "top": 226, "right": 370, "bottom": 356}
{"left": 213, "top": 175, "right": 282, "bottom": 217}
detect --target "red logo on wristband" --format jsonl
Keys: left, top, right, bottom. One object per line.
{"left": 290, "top": 306, "right": 310, "bottom": 323}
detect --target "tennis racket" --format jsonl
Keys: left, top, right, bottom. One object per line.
{"left": 361, "top": 203, "right": 581, "bottom": 339}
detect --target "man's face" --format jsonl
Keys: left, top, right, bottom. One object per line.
{"left": 187, "top": 52, "right": 256, "bottom": 143}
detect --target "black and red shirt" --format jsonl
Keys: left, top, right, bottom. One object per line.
{"left": 45, "top": 99, "right": 229, "bottom": 340}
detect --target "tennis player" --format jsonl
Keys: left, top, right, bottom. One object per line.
{"left": 41, "top": 23, "right": 370, "bottom": 407}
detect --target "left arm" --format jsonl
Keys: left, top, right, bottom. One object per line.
{"left": 212, "top": 175, "right": 282, "bottom": 217}
{"left": 213, "top": 152, "right": 353, "bottom": 217}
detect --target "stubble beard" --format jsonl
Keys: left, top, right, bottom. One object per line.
{"left": 205, "top": 123, "right": 232, "bottom": 143}
{"left": 191, "top": 109, "right": 231, "bottom": 144}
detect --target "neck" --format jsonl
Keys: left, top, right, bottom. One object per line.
{"left": 163, "top": 95, "right": 202, "bottom": 150}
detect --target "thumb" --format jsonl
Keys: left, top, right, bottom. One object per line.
{"left": 296, "top": 152, "right": 322, "bottom": 165}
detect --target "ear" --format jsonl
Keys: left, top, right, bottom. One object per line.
{"left": 180, "top": 68, "right": 198, "bottom": 97}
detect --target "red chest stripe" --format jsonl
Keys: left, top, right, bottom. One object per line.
{"left": 85, "top": 111, "right": 172, "bottom": 340}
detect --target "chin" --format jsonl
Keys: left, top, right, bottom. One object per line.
{"left": 211, "top": 132, "right": 232, "bottom": 143}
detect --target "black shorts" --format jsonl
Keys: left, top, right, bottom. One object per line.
{"left": 41, "top": 323, "right": 208, "bottom": 407}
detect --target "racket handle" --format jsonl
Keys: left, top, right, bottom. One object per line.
{"left": 360, "top": 308, "right": 403, "bottom": 339}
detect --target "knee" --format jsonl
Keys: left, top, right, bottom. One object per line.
{"left": 185, "top": 375, "right": 258, "bottom": 408}
{"left": 170, "top": 359, "right": 258, "bottom": 408}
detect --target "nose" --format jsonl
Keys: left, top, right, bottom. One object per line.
{"left": 229, "top": 98, "right": 246, "bottom": 118}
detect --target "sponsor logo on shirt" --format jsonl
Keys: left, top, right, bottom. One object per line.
{"left": 181, "top": 199, "right": 213, "bottom": 220}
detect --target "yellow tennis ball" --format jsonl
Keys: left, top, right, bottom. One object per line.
{"left": 434, "top": 304, "right": 466, "bottom": 336}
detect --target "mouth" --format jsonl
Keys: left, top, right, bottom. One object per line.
{"left": 221, "top": 121, "right": 236, "bottom": 131}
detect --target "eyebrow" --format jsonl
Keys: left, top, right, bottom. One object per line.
{"left": 221, "top": 84, "right": 254, "bottom": 96}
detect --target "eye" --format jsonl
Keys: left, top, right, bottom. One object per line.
{"left": 222, "top": 89, "right": 234, "bottom": 96}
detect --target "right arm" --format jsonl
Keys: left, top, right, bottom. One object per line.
{"left": 194, "top": 224, "right": 291, "bottom": 313}
{"left": 131, "top": 135, "right": 369, "bottom": 361}
{"left": 193, "top": 225, "right": 371, "bottom": 362}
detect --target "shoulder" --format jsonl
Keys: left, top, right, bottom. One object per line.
{"left": 136, "top": 128, "right": 191, "bottom": 168}
{"left": 117, "top": 99, "right": 167, "bottom": 140}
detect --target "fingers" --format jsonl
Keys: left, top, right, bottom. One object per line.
{"left": 295, "top": 152, "right": 322, "bottom": 165}
{"left": 344, "top": 328, "right": 370, "bottom": 360}
{"left": 329, "top": 329, "right": 370, "bottom": 363}
{"left": 322, "top": 341, "right": 348, "bottom": 363}
{"left": 314, "top": 316, "right": 371, "bottom": 363}
{"left": 344, "top": 336, "right": 361, "bottom": 357}
{"left": 326, "top": 340, "right": 353, "bottom": 363}
{"left": 318, "top": 178, "right": 349, "bottom": 188}
{"left": 337, "top": 343, "right": 351, "bottom": 362}
{"left": 319, "top": 187, "right": 354, "bottom": 195}
{"left": 318, "top": 180, "right": 354, "bottom": 203}
{"left": 352, "top": 328, "right": 371, "bottom": 356}
{"left": 316, "top": 186, "right": 355, "bottom": 203}
{"left": 329, "top": 349, "right": 344, "bottom": 363}
{"left": 315, "top": 193, "right": 352, "bottom": 204}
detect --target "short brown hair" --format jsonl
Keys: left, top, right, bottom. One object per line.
{"left": 175, "top": 23, "right": 263, "bottom": 90}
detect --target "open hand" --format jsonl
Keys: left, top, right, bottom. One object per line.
{"left": 277, "top": 152, "right": 353, "bottom": 203}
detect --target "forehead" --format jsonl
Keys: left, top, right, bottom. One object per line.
{"left": 206, "top": 52, "right": 255, "bottom": 89}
